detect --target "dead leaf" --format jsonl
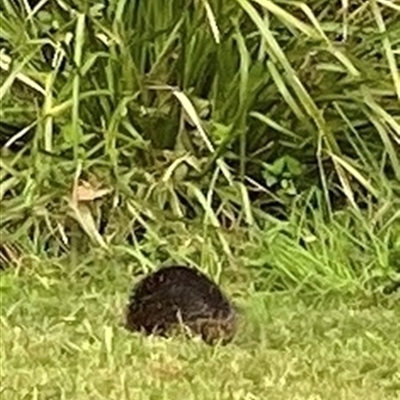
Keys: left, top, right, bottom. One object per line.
{"left": 72, "top": 179, "right": 112, "bottom": 203}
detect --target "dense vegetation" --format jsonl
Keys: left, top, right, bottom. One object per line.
{"left": 1, "top": 1, "right": 400, "bottom": 398}
{"left": 1, "top": 0, "right": 400, "bottom": 290}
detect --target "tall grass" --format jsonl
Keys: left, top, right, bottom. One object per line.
{"left": 1, "top": 0, "right": 399, "bottom": 290}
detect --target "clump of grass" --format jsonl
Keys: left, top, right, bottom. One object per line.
{"left": 243, "top": 198, "right": 400, "bottom": 293}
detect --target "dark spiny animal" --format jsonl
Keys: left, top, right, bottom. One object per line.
{"left": 124, "top": 265, "right": 237, "bottom": 345}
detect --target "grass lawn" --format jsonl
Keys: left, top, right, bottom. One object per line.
{"left": 1, "top": 260, "right": 399, "bottom": 400}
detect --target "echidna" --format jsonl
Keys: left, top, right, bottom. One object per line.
{"left": 124, "top": 265, "right": 237, "bottom": 345}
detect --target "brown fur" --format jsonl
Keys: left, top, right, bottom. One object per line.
{"left": 125, "top": 265, "right": 237, "bottom": 345}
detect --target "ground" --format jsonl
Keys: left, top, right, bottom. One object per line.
{"left": 1, "top": 260, "right": 399, "bottom": 400}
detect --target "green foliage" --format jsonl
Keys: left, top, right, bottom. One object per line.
{"left": 1, "top": 0, "right": 399, "bottom": 288}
